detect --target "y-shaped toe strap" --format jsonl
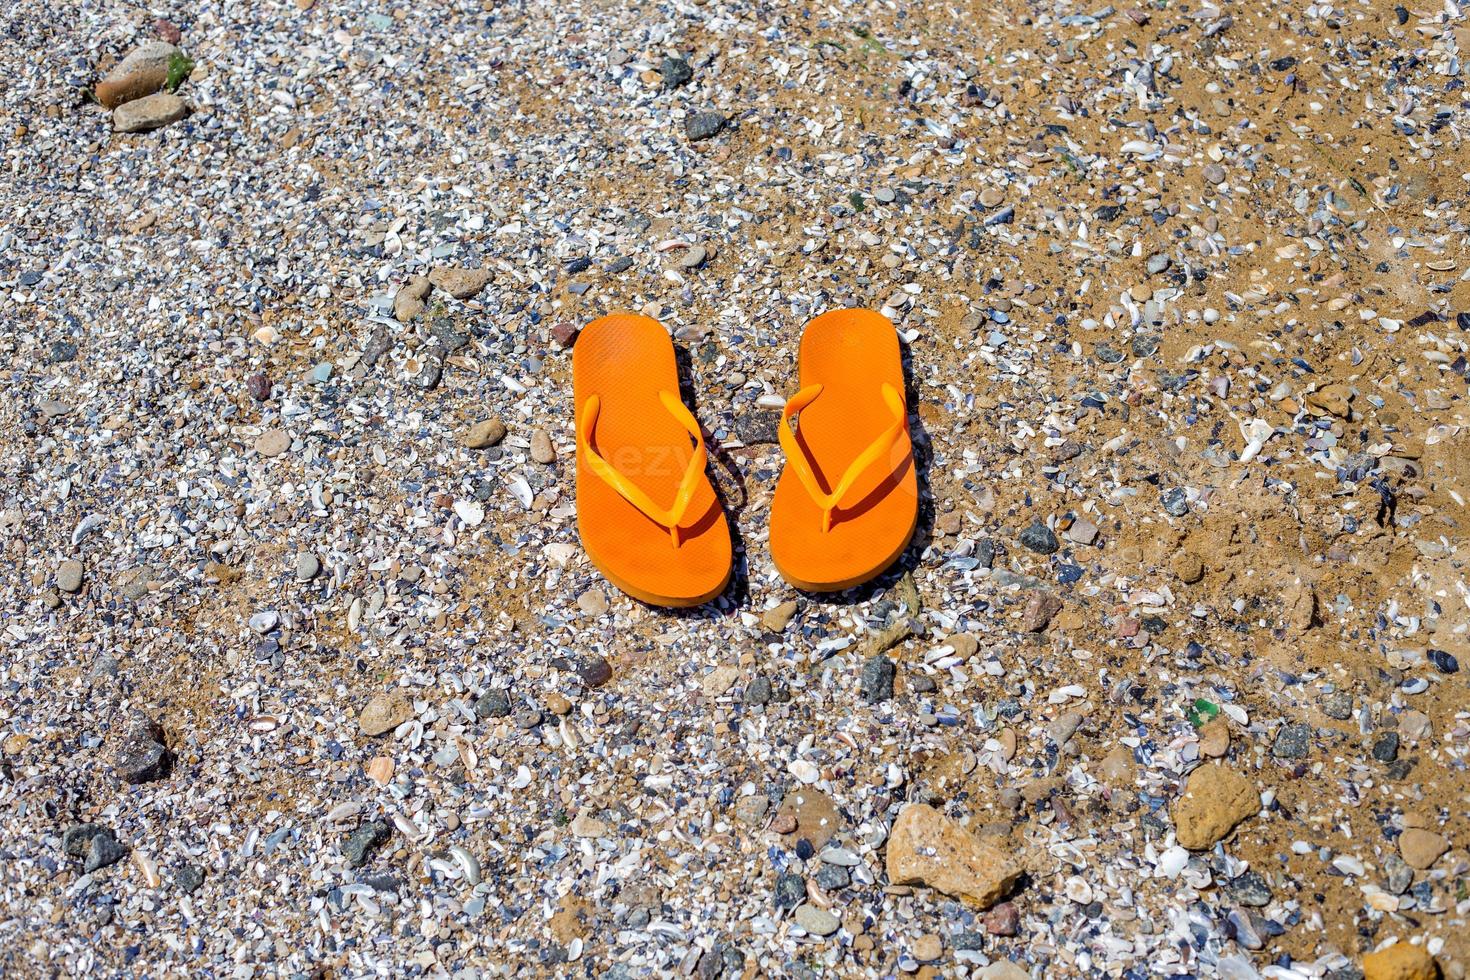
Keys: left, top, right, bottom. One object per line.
{"left": 578, "top": 390, "right": 707, "bottom": 548}
{"left": 779, "top": 382, "right": 907, "bottom": 532}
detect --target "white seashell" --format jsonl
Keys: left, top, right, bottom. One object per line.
{"left": 453, "top": 500, "right": 484, "bottom": 527}
{"left": 788, "top": 759, "right": 820, "bottom": 784}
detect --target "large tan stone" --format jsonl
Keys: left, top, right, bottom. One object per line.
{"left": 1173, "top": 763, "right": 1259, "bottom": 850}
{"left": 886, "top": 803, "right": 1021, "bottom": 909}
{"left": 1362, "top": 942, "right": 1438, "bottom": 980}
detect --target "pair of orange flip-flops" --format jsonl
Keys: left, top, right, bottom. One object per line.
{"left": 573, "top": 309, "right": 917, "bottom": 607}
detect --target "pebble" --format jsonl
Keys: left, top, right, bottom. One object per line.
{"left": 55, "top": 559, "right": 83, "bottom": 594}
{"left": 1398, "top": 829, "right": 1448, "bottom": 870}
{"left": 465, "top": 418, "right": 507, "bottom": 449}
{"left": 1172, "top": 553, "right": 1205, "bottom": 584}
{"left": 684, "top": 111, "right": 727, "bottom": 141}
{"left": 1019, "top": 591, "right": 1062, "bottom": 632}
{"left": 912, "top": 934, "right": 943, "bottom": 962}
{"left": 859, "top": 655, "right": 896, "bottom": 703}
{"left": 1018, "top": 521, "right": 1058, "bottom": 555}
{"left": 393, "top": 275, "right": 431, "bottom": 322}
{"left": 114, "top": 716, "right": 173, "bottom": 784}
{"left": 428, "top": 266, "right": 492, "bottom": 300}
{"left": 84, "top": 831, "right": 128, "bottom": 874}
{"left": 1272, "top": 723, "right": 1312, "bottom": 760}
{"left": 659, "top": 56, "right": 693, "bottom": 89}
{"left": 295, "top": 552, "right": 320, "bottom": 581}
{"left": 530, "top": 429, "right": 556, "bottom": 464}
{"left": 358, "top": 691, "right": 413, "bottom": 736}
{"left": 343, "top": 821, "right": 390, "bottom": 868}
{"left": 113, "top": 93, "right": 188, "bottom": 133}
{"left": 794, "top": 904, "right": 840, "bottom": 937}
{"left": 255, "top": 429, "right": 290, "bottom": 457}
{"left": 760, "top": 600, "right": 798, "bottom": 632}
{"left": 984, "top": 902, "right": 1020, "bottom": 936}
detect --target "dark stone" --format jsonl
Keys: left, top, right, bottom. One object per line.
{"left": 84, "top": 831, "right": 127, "bottom": 873}
{"left": 773, "top": 872, "right": 806, "bottom": 910}
{"left": 1394, "top": 5, "right": 1409, "bottom": 24}
{"left": 576, "top": 656, "right": 614, "bottom": 688}
{"left": 734, "top": 408, "right": 780, "bottom": 445}
{"left": 744, "top": 675, "right": 773, "bottom": 706}
{"left": 1456, "top": 311, "right": 1470, "bottom": 331}
{"left": 176, "top": 863, "right": 205, "bottom": 894}
{"left": 1226, "top": 871, "right": 1273, "bottom": 907}
{"left": 813, "top": 864, "right": 850, "bottom": 890}
{"left": 1371, "top": 732, "right": 1399, "bottom": 763}
{"left": 604, "top": 256, "right": 634, "bottom": 275}
{"left": 685, "top": 111, "right": 728, "bottom": 142}
{"left": 343, "top": 820, "right": 391, "bottom": 868}
{"left": 1322, "top": 690, "right": 1353, "bottom": 720}
{"left": 475, "top": 690, "right": 511, "bottom": 719}
{"left": 953, "top": 929, "right": 985, "bottom": 950}
{"left": 62, "top": 823, "right": 107, "bottom": 858}
{"left": 48, "top": 340, "right": 78, "bottom": 364}
{"left": 429, "top": 317, "right": 469, "bottom": 352}
{"left": 910, "top": 674, "right": 937, "bottom": 694}
{"left": 660, "top": 56, "right": 693, "bottom": 89}
{"left": 859, "top": 655, "right": 896, "bottom": 704}
{"left": 565, "top": 257, "right": 591, "bottom": 274}
{"left": 973, "top": 537, "right": 997, "bottom": 569}
{"left": 1383, "top": 855, "right": 1413, "bottom": 895}
{"left": 1269, "top": 56, "right": 1298, "bottom": 71}
{"left": 513, "top": 708, "right": 544, "bottom": 729}
{"left": 245, "top": 372, "right": 272, "bottom": 401}
{"left": 1272, "top": 723, "right": 1312, "bottom": 759}
{"left": 1161, "top": 488, "right": 1189, "bottom": 517}
{"left": 115, "top": 716, "right": 172, "bottom": 784}
{"left": 1018, "top": 521, "right": 1058, "bottom": 555}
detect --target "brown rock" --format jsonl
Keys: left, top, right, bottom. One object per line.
{"left": 428, "top": 266, "right": 492, "bottom": 300}
{"left": 1198, "top": 718, "right": 1230, "bottom": 758}
{"left": 1398, "top": 828, "right": 1449, "bottom": 870}
{"left": 774, "top": 789, "right": 843, "bottom": 848}
{"left": 95, "top": 42, "right": 179, "bottom": 109}
{"left": 359, "top": 691, "right": 413, "bottom": 736}
{"left": 1173, "top": 763, "right": 1259, "bottom": 850}
{"left": 1305, "top": 383, "right": 1353, "bottom": 418}
{"left": 464, "top": 418, "right": 507, "bottom": 449}
{"left": 1019, "top": 591, "right": 1062, "bottom": 632}
{"left": 113, "top": 93, "right": 188, "bottom": 134}
{"left": 530, "top": 429, "right": 556, "bottom": 464}
{"left": 393, "top": 275, "right": 431, "bottom": 322}
{"left": 1362, "top": 942, "right": 1439, "bottom": 980}
{"left": 886, "top": 803, "right": 1022, "bottom": 909}
{"left": 761, "top": 600, "right": 799, "bottom": 632}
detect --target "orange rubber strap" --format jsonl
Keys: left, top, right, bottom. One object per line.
{"left": 578, "top": 390, "right": 707, "bottom": 548}
{"left": 779, "top": 382, "right": 907, "bottom": 533}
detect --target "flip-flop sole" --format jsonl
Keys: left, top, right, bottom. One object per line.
{"left": 770, "top": 309, "right": 917, "bottom": 591}
{"left": 574, "top": 314, "right": 732, "bottom": 607}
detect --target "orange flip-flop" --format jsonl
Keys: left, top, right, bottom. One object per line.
{"left": 574, "top": 314, "right": 732, "bottom": 607}
{"left": 770, "top": 309, "right": 917, "bottom": 591}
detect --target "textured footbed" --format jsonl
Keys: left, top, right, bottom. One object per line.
{"left": 573, "top": 314, "right": 732, "bottom": 607}
{"left": 770, "top": 309, "right": 917, "bottom": 591}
